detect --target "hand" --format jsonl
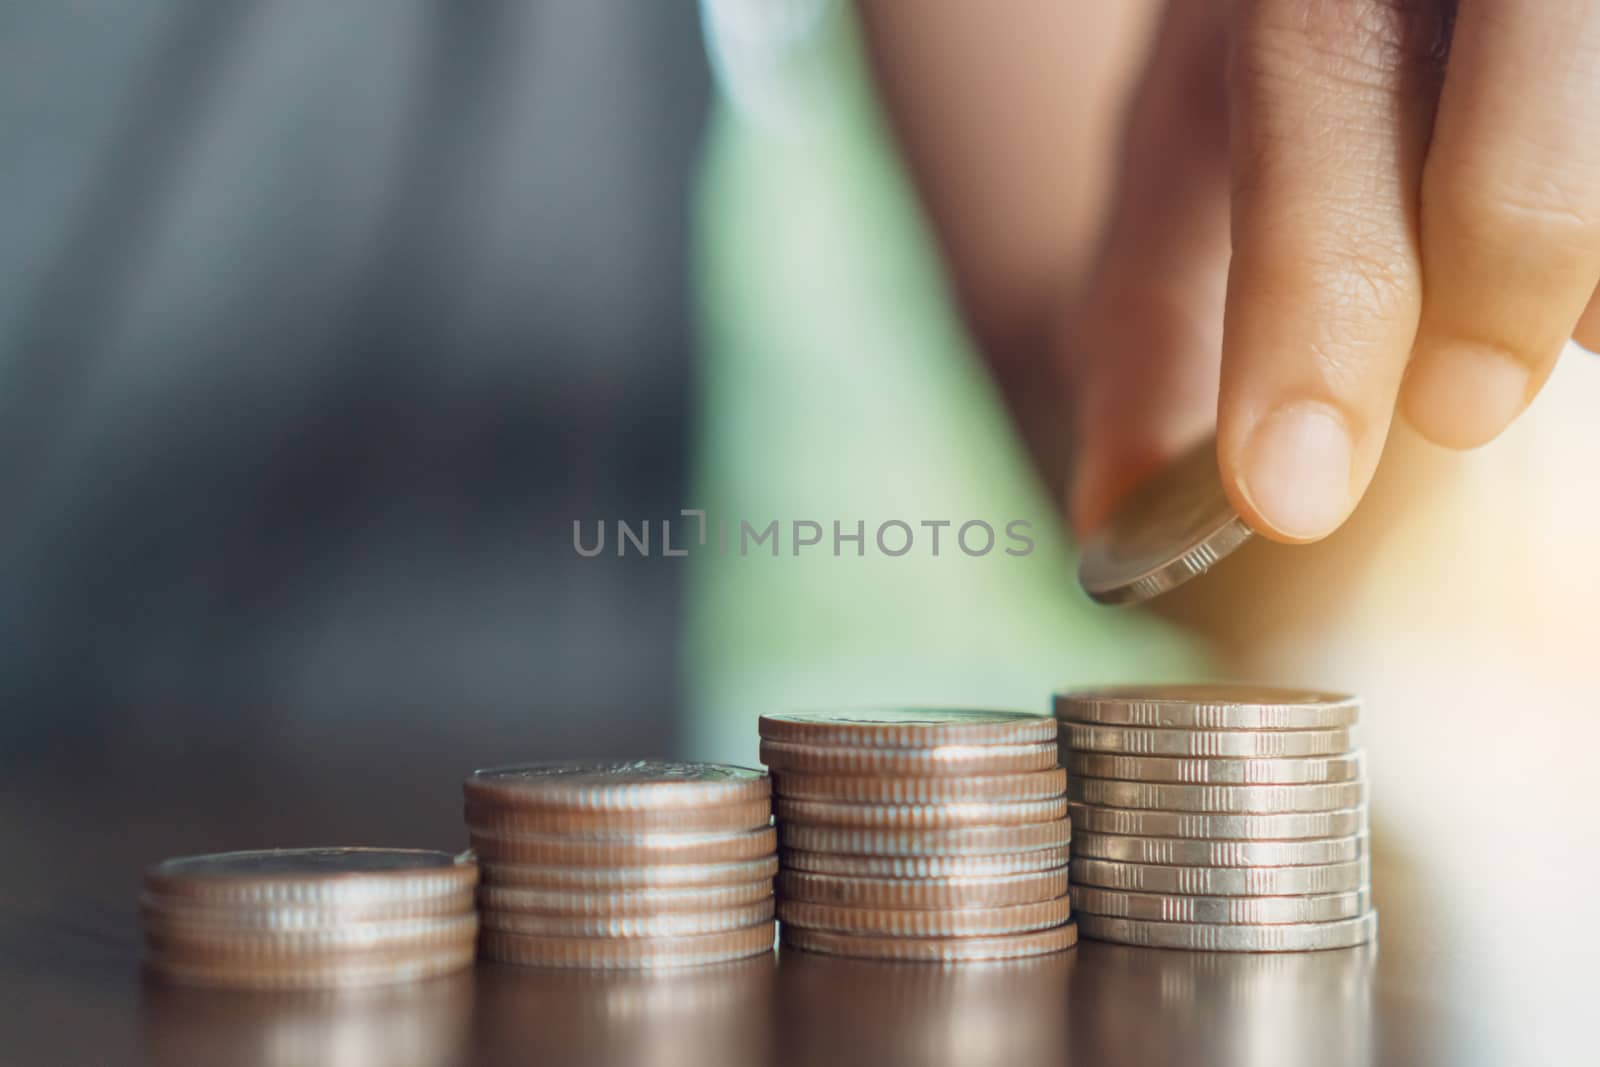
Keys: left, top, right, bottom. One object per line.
{"left": 1066, "top": 0, "right": 1600, "bottom": 543}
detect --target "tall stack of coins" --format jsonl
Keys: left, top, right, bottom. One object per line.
{"left": 760, "top": 709, "right": 1077, "bottom": 962}
{"left": 141, "top": 848, "right": 479, "bottom": 989}
{"left": 464, "top": 761, "right": 778, "bottom": 968}
{"left": 1056, "top": 686, "right": 1377, "bottom": 951}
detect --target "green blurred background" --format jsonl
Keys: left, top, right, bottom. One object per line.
{"left": 689, "top": 1, "right": 1202, "bottom": 766}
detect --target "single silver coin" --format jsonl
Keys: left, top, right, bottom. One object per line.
{"left": 464, "top": 761, "right": 769, "bottom": 811}
{"left": 138, "top": 890, "right": 478, "bottom": 926}
{"left": 778, "top": 848, "right": 1071, "bottom": 880}
{"left": 479, "top": 856, "right": 778, "bottom": 890}
{"left": 1063, "top": 723, "right": 1352, "bottom": 758}
{"left": 776, "top": 868, "right": 1069, "bottom": 910}
{"left": 1068, "top": 778, "right": 1367, "bottom": 814}
{"left": 758, "top": 709, "right": 1056, "bottom": 748}
{"left": 759, "top": 740, "right": 1058, "bottom": 776}
{"left": 1065, "top": 752, "right": 1365, "bottom": 785}
{"left": 774, "top": 796, "right": 1068, "bottom": 830}
{"left": 476, "top": 881, "right": 774, "bottom": 916}
{"left": 1076, "top": 435, "right": 1253, "bottom": 606}
{"left": 1071, "top": 831, "right": 1369, "bottom": 868}
{"left": 1071, "top": 885, "right": 1371, "bottom": 924}
{"left": 769, "top": 768, "right": 1066, "bottom": 804}
{"left": 480, "top": 898, "right": 775, "bottom": 938}
{"left": 143, "top": 912, "right": 480, "bottom": 955}
{"left": 775, "top": 896, "right": 1072, "bottom": 938}
{"left": 143, "top": 848, "right": 478, "bottom": 907}
{"left": 1076, "top": 910, "right": 1378, "bottom": 952}
{"left": 1070, "top": 857, "right": 1370, "bottom": 896}
{"left": 778, "top": 820, "right": 1071, "bottom": 858}
{"left": 1054, "top": 685, "right": 1360, "bottom": 729}
{"left": 1068, "top": 802, "right": 1367, "bottom": 841}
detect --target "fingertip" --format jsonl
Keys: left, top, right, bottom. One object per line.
{"left": 1400, "top": 341, "right": 1532, "bottom": 451}
{"left": 1573, "top": 300, "right": 1600, "bottom": 356}
{"left": 1224, "top": 401, "right": 1356, "bottom": 544}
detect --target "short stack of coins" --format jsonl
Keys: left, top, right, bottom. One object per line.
{"left": 463, "top": 761, "right": 778, "bottom": 969}
{"left": 1056, "top": 685, "right": 1377, "bottom": 951}
{"left": 141, "top": 847, "right": 479, "bottom": 989}
{"left": 760, "top": 709, "right": 1078, "bottom": 962}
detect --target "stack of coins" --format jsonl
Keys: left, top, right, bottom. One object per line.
{"left": 464, "top": 761, "right": 778, "bottom": 969}
{"left": 1056, "top": 685, "right": 1377, "bottom": 951}
{"left": 141, "top": 847, "right": 479, "bottom": 989}
{"left": 760, "top": 709, "right": 1077, "bottom": 962}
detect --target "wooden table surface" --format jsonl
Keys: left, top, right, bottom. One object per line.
{"left": 1, "top": 754, "right": 1588, "bottom": 1067}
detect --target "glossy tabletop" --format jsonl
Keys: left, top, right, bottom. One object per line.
{"left": 2, "top": 756, "right": 1590, "bottom": 1067}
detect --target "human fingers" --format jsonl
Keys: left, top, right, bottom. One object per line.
{"left": 1067, "top": 0, "right": 1232, "bottom": 536}
{"left": 1217, "top": 0, "right": 1445, "bottom": 542}
{"left": 1400, "top": 0, "right": 1600, "bottom": 448}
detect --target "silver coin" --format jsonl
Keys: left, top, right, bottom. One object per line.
{"left": 138, "top": 893, "right": 477, "bottom": 928}
{"left": 1071, "top": 831, "right": 1369, "bottom": 867}
{"left": 1054, "top": 685, "right": 1360, "bottom": 729}
{"left": 477, "top": 881, "right": 774, "bottom": 916}
{"left": 779, "top": 847, "right": 1071, "bottom": 880}
{"left": 1068, "top": 778, "right": 1366, "bottom": 814}
{"left": 776, "top": 896, "right": 1072, "bottom": 938}
{"left": 479, "top": 856, "right": 778, "bottom": 890}
{"left": 1076, "top": 435, "right": 1252, "bottom": 606}
{"left": 467, "top": 826, "right": 776, "bottom": 866}
{"left": 143, "top": 913, "right": 480, "bottom": 956}
{"left": 144, "top": 942, "right": 478, "bottom": 990}
{"left": 781, "top": 922, "right": 1078, "bottom": 963}
{"left": 480, "top": 899, "right": 775, "bottom": 938}
{"left": 479, "top": 923, "right": 777, "bottom": 970}
{"left": 774, "top": 796, "right": 1069, "bottom": 830}
{"left": 759, "top": 740, "right": 1059, "bottom": 776}
{"left": 1068, "top": 802, "right": 1367, "bottom": 841}
{"left": 769, "top": 768, "right": 1066, "bottom": 804}
{"left": 1065, "top": 752, "right": 1364, "bottom": 785}
{"left": 778, "top": 820, "right": 1071, "bottom": 858}
{"left": 464, "top": 761, "right": 769, "bottom": 811}
{"left": 775, "top": 868, "right": 1069, "bottom": 910}
{"left": 1071, "top": 885, "right": 1370, "bottom": 924}
{"left": 758, "top": 709, "right": 1056, "bottom": 748}
{"left": 143, "top": 849, "right": 478, "bottom": 908}
{"left": 1075, "top": 910, "right": 1378, "bottom": 951}
{"left": 1063, "top": 723, "right": 1352, "bottom": 758}
{"left": 1070, "top": 857, "right": 1370, "bottom": 896}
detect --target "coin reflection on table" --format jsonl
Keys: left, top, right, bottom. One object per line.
{"left": 472, "top": 953, "right": 776, "bottom": 1067}
{"left": 1068, "top": 940, "right": 1376, "bottom": 1067}
{"left": 139, "top": 970, "right": 473, "bottom": 1067}
{"left": 775, "top": 947, "right": 1073, "bottom": 1067}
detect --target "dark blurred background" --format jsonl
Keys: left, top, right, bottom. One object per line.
{"left": 4, "top": 6, "right": 1598, "bottom": 1063}
{"left": 0, "top": 0, "right": 707, "bottom": 811}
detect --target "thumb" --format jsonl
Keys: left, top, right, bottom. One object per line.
{"left": 1065, "top": 0, "right": 1232, "bottom": 537}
